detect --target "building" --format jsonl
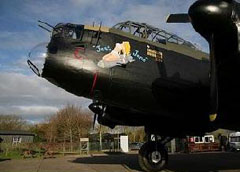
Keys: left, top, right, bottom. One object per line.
{"left": 0, "top": 130, "right": 35, "bottom": 144}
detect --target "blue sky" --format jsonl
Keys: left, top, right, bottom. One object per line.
{"left": 0, "top": 0, "right": 209, "bottom": 123}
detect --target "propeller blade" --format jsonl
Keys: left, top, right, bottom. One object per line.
{"left": 166, "top": 0, "right": 235, "bottom": 121}
{"left": 166, "top": 14, "right": 190, "bottom": 23}
{"left": 209, "top": 34, "right": 218, "bottom": 122}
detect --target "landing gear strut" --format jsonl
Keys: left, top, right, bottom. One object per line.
{"left": 138, "top": 136, "right": 172, "bottom": 172}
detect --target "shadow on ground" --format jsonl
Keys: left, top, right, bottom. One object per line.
{"left": 0, "top": 158, "right": 11, "bottom": 162}
{"left": 71, "top": 152, "right": 240, "bottom": 172}
{"left": 103, "top": 151, "right": 128, "bottom": 155}
{"left": 72, "top": 153, "right": 143, "bottom": 171}
{"left": 167, "top": 152, "right": 240, "bottom": 172}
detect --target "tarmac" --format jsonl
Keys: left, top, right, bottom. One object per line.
{"left": 0, "top": 152, "right": 240, "bottom": 172}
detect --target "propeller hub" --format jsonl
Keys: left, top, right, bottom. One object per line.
{"left": 189, "top": 0, "right": 233, "bottom": 35}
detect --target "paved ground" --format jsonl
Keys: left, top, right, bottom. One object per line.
{"left": 0, "top": 152, "right": 240, "bottom": 172}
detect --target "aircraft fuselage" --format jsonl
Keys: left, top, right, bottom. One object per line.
{"left": 36, "top": 23, "right": 214, "bottom": 136}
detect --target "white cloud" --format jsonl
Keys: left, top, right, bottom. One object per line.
{"left": 0, "top": 72, "right": 91, "bottom": 121}
{"left": 0, "top": 105, "right": 58, "bottom": 116}
{"left": 0, "top": 31, "right": 49, "bottom": 51}
{"left": 0, "top": 56, "right": 30, "bottom": 73}
{"left": 12, "top": 105, "right": 59, "bottom": 115}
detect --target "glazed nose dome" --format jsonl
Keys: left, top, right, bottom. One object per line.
{"left": 27, "top": 42, "right": 48, "bottom": 76}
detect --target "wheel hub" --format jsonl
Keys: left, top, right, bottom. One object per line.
{"left": 151, "top": 151, "right": 162, "bottom": 164}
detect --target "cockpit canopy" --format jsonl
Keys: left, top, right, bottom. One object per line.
{"left": 112, "top": 21, "right": 197, "bottom": 49}
{"left": 52, "top": 23, "right": 84, "bottom": 39}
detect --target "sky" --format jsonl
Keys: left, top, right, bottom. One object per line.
{"left": 0, "top": 0, "right": 209, "bottom": 123}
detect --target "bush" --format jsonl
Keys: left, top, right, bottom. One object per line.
{"left": 0, "top": 143, "right": 45, "bottom": 159}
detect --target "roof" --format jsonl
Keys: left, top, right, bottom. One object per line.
{"left": 0, "top": 130, "right": 35, "bottom": 136}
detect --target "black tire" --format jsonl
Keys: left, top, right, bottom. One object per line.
{"left": 138, "top": 141, "right": 168, "bottom": 172}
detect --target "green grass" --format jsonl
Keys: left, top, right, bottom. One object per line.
{"left": 0, "top": 150, "right": 22, "bottom": 159}
{"left": 0, "top": 148, "right": 45, "bottom": 160}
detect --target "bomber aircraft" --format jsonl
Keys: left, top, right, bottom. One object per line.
{"left": 27, "top": 0, "right": 240, "bottom": 171}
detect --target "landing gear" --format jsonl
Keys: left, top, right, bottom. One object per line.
{"left": 138, "top": 137, "right": 171, "bottom": 172}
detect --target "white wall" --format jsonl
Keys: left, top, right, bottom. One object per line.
{"left": 120, "top": 136, "right": 129, "bottom": 153}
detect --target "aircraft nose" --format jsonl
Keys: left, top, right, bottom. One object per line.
{"left": 27, "top": 42, "right": 48, "bottom": 76}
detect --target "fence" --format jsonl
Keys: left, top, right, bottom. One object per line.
{"left": 0, "top": 141, "right": 120, "bottom": 158}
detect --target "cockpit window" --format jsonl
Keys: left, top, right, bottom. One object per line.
{"left": 52, "top": 27, "right": 63, "bottom": 37}
{"left": 63, "top": 28, "right": 77, "bottom": 39}
{"left": 152, "top": 33, "right": 166, "bottom": 44}
{"left": 121, "top": 25, "right": 131, "bottom": 33}
{"left": 134, "top": 27, "right": 148, "bottom": 38}
{"left": 112, "top": 21, "right": 197, "bottom": 49}
{"left": 168, "top": 36, "right": 178, "bottom": 44}
{"left": 52, "top": 23, "right": 84, "bottom": 40}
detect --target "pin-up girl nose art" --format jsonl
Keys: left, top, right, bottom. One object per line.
{"left": 97, "top": 42, "right": 135, "bottom": 68}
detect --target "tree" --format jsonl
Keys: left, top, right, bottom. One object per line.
{"left": 28, "top": 123, "right": 47, "bottom": 142}
{"left": 0, "top": 114, "right": 26, "bottom": 130}
{"left": 56, "top": 106, "right": 76, "bottom": 151}
{"left": 94, "top": 124, "right": 111, "bottom": 151}
{"left": 44, "top": 116, "right": 58, "bottom": 143}
{"left": 36, "top": 105, "right": 92, "bottom": 152}
{"left": 120, "top": 126, "right": 146, "bottom": 143}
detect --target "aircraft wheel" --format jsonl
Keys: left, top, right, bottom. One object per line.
{"left": 138, "top": 141, "right": 168, "bottom": 172}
